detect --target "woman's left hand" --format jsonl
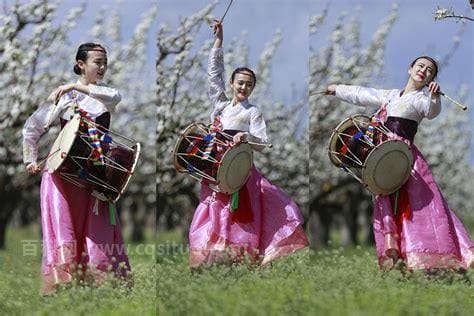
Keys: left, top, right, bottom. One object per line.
{"left": 427, "top": 81, "right": 440, "bottom": 94}
{"left": 232, "top": 132, "right": 248, "bottom": 145}
{"left": 49, "top": 83, "right": 76, "bottom": 104}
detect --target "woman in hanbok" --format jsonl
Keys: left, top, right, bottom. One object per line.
{"left": 23, "top": 43, "right": 130, "bottom": 294}
{"left": 326, "top": 56, "right": 474, "bottom": 270}
{"left": 188, "top": 22, "right": 309, "bottom": 268}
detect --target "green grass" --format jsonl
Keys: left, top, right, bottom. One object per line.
{"left": 4, "top": 226, "right": 473, "bottom": 315}
{"left": 157, "top": 234, "right": 474, "bottom": 316}
{"left": 0, "top": 226, "right": 155, "bottom": 315}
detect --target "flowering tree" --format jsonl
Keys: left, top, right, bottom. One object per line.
{"left": 309, "top": 4, "right": 473, "bottom": 246}
{"left": 157, "top": 2, "right": 309, "bottom": 235}
{"left": 434, "top": 6, "right": 474, "bottom": 22}
{"left": 0, "top": 0, "right": 157, "bottom": 248}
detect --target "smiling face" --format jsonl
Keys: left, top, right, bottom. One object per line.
{"left": 77, "top": 50, "right": 108, "bottom": 84}
{"left": 408, "top": 57, "right": 437, "bottom": 88}
{"left": 230, "top": 71, "right": 255, "bottom": 103}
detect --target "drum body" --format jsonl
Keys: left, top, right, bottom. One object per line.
{"left": 328, "top": 114, "right": 413, "bottom": 195}
{"left": 46, "top": 114, "right": 140, "bottom": 202}
{"left": 172, "top": 123, "right": 253, "bottom": 194}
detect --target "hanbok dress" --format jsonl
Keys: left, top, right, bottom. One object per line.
{"left": 188, "top": 48, "right": 309, "bottom": 267}
{"left": 23, "top": 82, "right": 131, "bottom": 294}
{"left": 335, "top": 84, "right": 474, "bottom": 270}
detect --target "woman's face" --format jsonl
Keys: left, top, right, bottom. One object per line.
{"left": 230, "top": 72, "right": 255, "bottom": 102}
{"left": 408, "top": 58, "right": 436, "bottom": 87}
{"left": 77, "top": 50, "right": 108, "bottom": 84}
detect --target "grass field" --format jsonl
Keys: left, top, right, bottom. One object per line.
{"left": 157, "top": 230, "right": 474, "bottom": 316}
{"left": 2, "top": 227, "right": 473, "bottom": 315}
{"left": 0, "top": 226, "right": 155, "bottom": 315}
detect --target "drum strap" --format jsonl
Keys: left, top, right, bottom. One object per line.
{"left": 202, "top": 116, "right": 223, "bottom": 160}
{"left": 202, "top": 133, "right": 216, "bottom": 159}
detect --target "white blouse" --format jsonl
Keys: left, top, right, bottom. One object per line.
{"left": 208, "top": 48, "right": 268, "bottom": 143}
{"left": 22, "top": 82, "right": 121, "bottom": 163}
{"left": 335, "top": 84, "right": 441, "bottom": 123}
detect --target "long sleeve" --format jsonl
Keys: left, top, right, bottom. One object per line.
{"left": 22, "top": 104, "right": 54, "bottom": 163}
{"left": 208, "top": 47, "right": 228, "bottom": 107}
{"left": 335, "top": 84, "right": 394, "bottom": 110}
{"left": 249, "top": 107, "right": 268, "bottom": 143}
{"left": 413, "top": 92, "right": 441, "bottom": 120}
{"left": 88, "top": 83, "right": 121, "bottom": 113}
{"left": 22, "top": 92, "right": 77, "bottom": 163}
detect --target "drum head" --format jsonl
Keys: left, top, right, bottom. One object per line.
{"left": 217, "top": 143, "right": 253, "bottom": 194}
{"left": 362, "top": 140, "right": 413, "bottom": 195}
{"left": 171, "top": 122, "right": 208, "bottom": 172}
{"left": 328, "top": 114, "right": 371, "bottom": 167}
{"left": 46, "top": 114, "right": 81, "bottom": 173}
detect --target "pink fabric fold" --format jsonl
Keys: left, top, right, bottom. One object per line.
{"left": 40, "top": 172, "right": 131, "bottom": 295}
{"left": 189, "top": 167, "right": 309, "bottom": 267}
{"left": 373, "top": 145, "right": 474, "bottom": 270}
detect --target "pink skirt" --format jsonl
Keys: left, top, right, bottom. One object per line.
{"left": 373, "top": 145, "right": 474, "bottom": 270}
{"left": 40, "top": 172, "right": 130, "bottom": 294}
{"left": 189, "top": 167, "right": 309, "bottom": 267}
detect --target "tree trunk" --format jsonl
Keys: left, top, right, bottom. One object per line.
{"left": 131, "top": 200, "right": 145, "bottom": 243}
{"left": 0, "top": 219, "right": 6, "bottom": 250}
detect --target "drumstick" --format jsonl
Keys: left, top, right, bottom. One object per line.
{"left": 309, "top": 90, "right": 327, "bottom": 96}
{"left": 246, "top": 141, "right": 273, "bottom": 148}
{"left": 211, "top": 0, "right": 233, "bottom": 33}
{"left": 219, "top": 0, "right": 233, "bottom": 24}
{"left": 439, "top": 92, "right": 468, "bottom": 111}
{"left": 425, "top": 84, "right": 468, "bottom": 111}
{"left": 34, "top": 148, "right": 61, "bottom": 170}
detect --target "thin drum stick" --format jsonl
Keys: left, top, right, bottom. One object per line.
{"left": 439, "top": 92, "right": 468, "bottom": 111}
{"left": 309, "top": 90, "right": 327, "bottom": 96}
{"left": 246, "top": 141, "right": 273, "bottom": 148}
{"left": 219, "top": 0, "right": 234, "bottom": 24}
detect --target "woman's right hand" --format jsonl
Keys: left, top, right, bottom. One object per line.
{"left": 26, "top": 162, "right": 42, "bottom": 174}
{"left": 326, "top": 84, "right": 337, "bottom": 95}
{"left": 213, "top": 20, "right": 223, "bottom": 36}
{"left": 213, "top": 20, "right": 223, "bottom": 48}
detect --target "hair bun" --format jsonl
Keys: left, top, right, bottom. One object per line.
{"left": 73, "top": 64, "right": 81, "bottom": 75}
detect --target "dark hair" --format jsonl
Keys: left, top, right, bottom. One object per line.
{"left": 410, "top": 56, "right": 438, "bottom": 81}
{"left": 231, "top": 67, "right": 257, "bottom": 86}
{"left": 73, "top": 43, "right": 107, "bottom": 75}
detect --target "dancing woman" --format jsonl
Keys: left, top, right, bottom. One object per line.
{"left": 23, "top": 43, "right": 131, "bottom": 294}
{"left": 188, "top": 22, "right": 309, "bottom": 268}
{"left": 326, "top": 56, "right": 474, "bottom": 270}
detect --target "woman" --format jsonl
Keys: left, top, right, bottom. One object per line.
{"left": 188, "top": 22, "right": 309, "bottom": 268}
{"left": 326, "top": 56, "right": 474, "bottom": 270}
{"left": 23, "top": 43, "right": 131, "bottom": 294}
